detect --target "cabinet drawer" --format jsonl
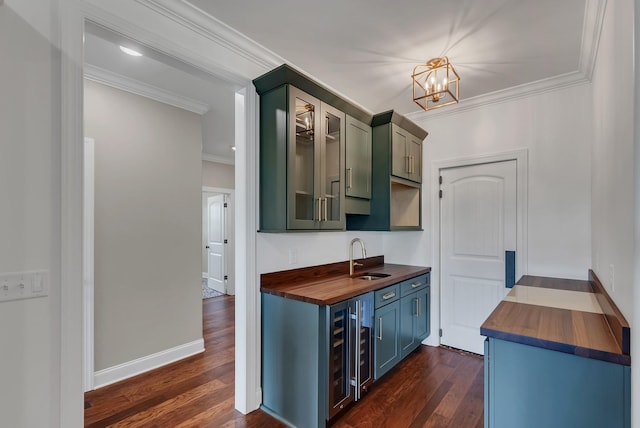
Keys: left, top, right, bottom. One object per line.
{"left": 400, "top": 274, "right": 429, "bottom": 297}
{"left": 374, "top": 283, "right": 400, "bottom": 308}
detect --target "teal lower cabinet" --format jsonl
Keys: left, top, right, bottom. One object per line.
{"left": 374, "top": 274, "right": 431, "bottom": 379}
{"left": 373, "top": 298, "right": 400, "bottom": 379}
{"left": 399, "top": 286, "right": 430, "bottom": 359}
{"left": 484, "top": 338, "right": 631, "bottom": 428}
{"left": 261, "top": 292, "right": 374, "bottom": 428}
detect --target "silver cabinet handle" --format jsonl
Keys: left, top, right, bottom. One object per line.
{"left": 411, "top": 281, "right": 422, "bottom": 288}
{"left": 416, "top": 297, "right": 420, "bottom": 318}
{"left": 323, "top": 197, "right": 328, "bottom": 222}
{"left": 377, "top": 316, "right": 383, "bottom": 341}
{"left": 382, "top": 291, "right": 395, "bottom": 300}
{"left": 354, "top": 300, "right": 361, "bottom": 400}
{"left": 406, "top": 155, "right": 410, "bottom": 173}
{"left": 316, "top": 197, "right": 321, "bottom": 222}
{"left": 347, "top": 168, "right": 352, "bottom": 189}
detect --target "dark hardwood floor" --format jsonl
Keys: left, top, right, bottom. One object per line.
{"left": 85, "top": 295, "right": 484, "bottom": 427}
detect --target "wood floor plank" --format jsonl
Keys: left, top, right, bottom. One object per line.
{"left": 85, "top": 295, "right": 485, "bottom": 427}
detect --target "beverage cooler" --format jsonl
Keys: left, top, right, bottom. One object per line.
{"left": 327, "top": 291, "right": 374, "bottom": 418}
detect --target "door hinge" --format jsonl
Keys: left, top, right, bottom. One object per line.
{"left": 439, "top": 189, "right": 443, "bottom": 199}
{"left": 224, "top": 239, "right": 228, "bottom": 244}
{"left": 223, "top": 202, "right": 228, "bottom": 208}
{"left": 224, "top": 275, "right": 228, "bottom": 280}
{"left": 439, "top": 176, "right": 443, "bottom": 185}
{"left": 439, "top": 328, "right": 443, "bottom": 337}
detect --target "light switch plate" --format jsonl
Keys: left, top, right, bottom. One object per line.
{"left": 0, "top": 270, "right": 49, "bottom": 303}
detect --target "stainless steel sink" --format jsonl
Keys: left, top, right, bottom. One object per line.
{"left": 357, "top": 272, "right": 391, "bottom": 281}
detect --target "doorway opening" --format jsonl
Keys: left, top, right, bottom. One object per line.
{"left": 82, "top": 20, "right": 244, "bottom": 393}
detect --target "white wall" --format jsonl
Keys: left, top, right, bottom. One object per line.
{"left": 384, "top": 83, "right": 594, "bottom": 344}
{"left": 408, "top": 84, "right": 593, "bottom": 277}
{"left": 634, "top": 0, "right": 640, "bottom": 420}
{"left": 257, "top": 231, "right": 386, "bottom": 274}
{"left": 0, "top": 1, "right": 61, "bottom": 426}
{"left": 591, "top": 0, "right": 635, "bottom": 321}
{"left": 85, "top": 80, "right": 203, "bottom": 372}
{"left": 592, "top": 0, "right": 637, "bottom": 421}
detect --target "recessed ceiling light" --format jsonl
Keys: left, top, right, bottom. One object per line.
{"left": 119, "top": 46, "right": 143, "bottom": 57}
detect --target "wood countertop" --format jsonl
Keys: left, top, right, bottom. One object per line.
{"left": 481, "top": 274, "right": 631, "bottom": 366}
{"left": 260, "top": 256, "right": 430, "bottom": 305}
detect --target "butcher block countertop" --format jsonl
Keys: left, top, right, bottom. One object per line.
{"left": 260, "top": 256, "right": 430, "bottom": 306}
{"left": 481, "top": 273, "right": 631, "bottom": 366}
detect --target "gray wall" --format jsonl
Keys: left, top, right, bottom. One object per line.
{"left": 85, "top": 80, "right": 203, "bottom": 371}
{"left": 203, "top": 160, "right": 235, "bottom": 188}
{"left": 0, "top": 2, "right": 61, "bottom": 426}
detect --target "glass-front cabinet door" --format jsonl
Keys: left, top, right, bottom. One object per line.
{"left": 287, "top": 86, "right": 345, "bottom": 230}
{"left": 288, "top": 86, "right": 320, "bottom": 229}
{"left": 319, "top": 103, "right": 345, "bottom": 229}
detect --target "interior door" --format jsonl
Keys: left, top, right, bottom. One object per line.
{"left": 440, "top": 160, "right": 517, "bottom": 355}
{"left": 207, "top": 194, "right": 226, "bottom": 294}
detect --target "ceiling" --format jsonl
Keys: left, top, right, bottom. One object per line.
{"left": 83, "top": 0, "right": 597, "bottom": 163}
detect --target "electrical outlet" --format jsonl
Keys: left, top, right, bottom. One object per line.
{"left": 0, "top": 271, "right": 48, "bottom": 303}
{"left": 609, "top": 264, "right": 615, "bottom": 292}
{"left": 288, "top": 249, "right": 298, "bottom": 265}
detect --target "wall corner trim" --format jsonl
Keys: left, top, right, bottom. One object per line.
{"left": 92, "top": 339, "right": 205, "bottom": 390}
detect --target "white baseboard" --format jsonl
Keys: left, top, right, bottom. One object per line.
{"left": 93, "top": 338, "right": 205, "bottom": 389}
{"left": 202, "top": 272, "right": 208, "bottom": 279}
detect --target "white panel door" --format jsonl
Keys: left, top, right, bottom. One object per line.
{"left": 207, "top": 194, "right": 226, "bottom": 294}
{"left": 440, "top": 160, "right": 517, "bottom": 355}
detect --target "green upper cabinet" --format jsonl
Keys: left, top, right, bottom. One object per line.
{"left": 261, "top": 85, "right": 345, "bottom": 231}
{"left": 345, "top": 115, "right": 372, "bottom": 215}
{"left": 391, "top": 124, "right": 422, "bottom": 183}
{"left": 288, "top": 86, "right": 345, "bottom": 230}
{"left": 347, "top": 110, "right": 428, "bottom": 231}
{"left": 254, "top": 65, "right": 372, "bottom": 232}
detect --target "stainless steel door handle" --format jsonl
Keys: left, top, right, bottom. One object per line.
{"left": 377, "top": 317, "right": 382, "bottom": 341}
{"left": 354, "top": 300, "right": 361, "bottom": 400}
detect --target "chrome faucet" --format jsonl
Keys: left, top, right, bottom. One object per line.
{"left": 349, "top": 238, "right": 367, "bottom": 276}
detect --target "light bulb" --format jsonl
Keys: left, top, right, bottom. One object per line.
{"left": 119, "top": 46, "right": 143, "bottom": 57}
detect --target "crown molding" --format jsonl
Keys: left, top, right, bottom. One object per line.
{"left": 202, "top": 152, "right": 235, "bottom": 165}
{"left": 84, "top": 64, "right": 210, "bottom": 114}
{"left": 406, "top": 70, "right": 590, "bottom": 121}
{"left": 407, "top": 0, "right": 606, "bottom": 121}
{"left": 136, "top": 0, "right": 283, "bottom": 71}
{"left": 579, "top": 0, "right": 607, "bottom": 81}
{"left": 133, "top": 0, "right": 374, "bottom": 117}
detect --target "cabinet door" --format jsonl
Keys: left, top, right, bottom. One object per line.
{"left": 391, "top": 124, "right": 409, "bottom": 180}
{"left": 288, "top": 86, "right": 321, "bottom": 229}
{"left": 319, "top": 103, "right": 345, "bottom": 229}
{"left": 374, "top": 301, "right": 400, "bottom": 380}
{"left": 415, "top": 287, "right": 430, "bottom": 341}
{"left": 406, "top": 133, "right": 422, "bottom": 183}
{"left": 399, "top": 292, "right": 418, "bottom": 359}
{"left": 345, "top": 115, "right": 371, "bottom": 199}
